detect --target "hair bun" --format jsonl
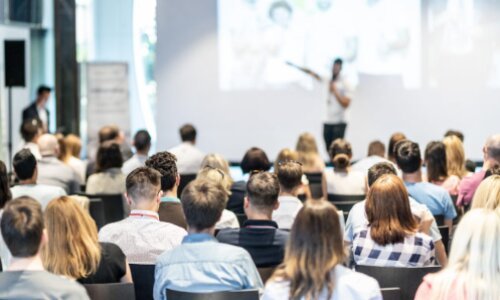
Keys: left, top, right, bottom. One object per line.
{"left": 333, "top": 154, "right": 350, "bottom": 169}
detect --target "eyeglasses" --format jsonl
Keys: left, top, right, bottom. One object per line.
{"left": 277, "top": 160, "right": 303, "bottom": 166}
{"left": 203, "top": 165, "right": 225, "bottom": 179}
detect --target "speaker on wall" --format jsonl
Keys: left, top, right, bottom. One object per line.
{"left": 4, "top": 40, "right": 26, "bottom": 87}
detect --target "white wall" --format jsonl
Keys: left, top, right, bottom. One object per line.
{"left": 156, "top": 0, "right": 499, "bottom": 162}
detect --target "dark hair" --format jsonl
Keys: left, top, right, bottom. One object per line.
{"left": 13, "top": 149, "right": 37, "bottom": 181}
{"left": 395, "top": 140, "right": 421, "bottom": 173}
{"left": 0, "top": 161, "right": 12, "bottom": 209}
{"left": 388, "top": 132, "right": 406, "bottom": 161}
{"left": 1, "top": 197, "right": 44, "bottom": 257}
{"left": 465, "top": 159, "right": 476, "bottom": 173}
{"left": 276, "top": 161, "right": 303, "bottom": 192}
{"left": 329, "top": 139, "right": 352, "bottom": 170}
{"left": 37, "top": 85, "right": 52, "bottom": 96}
{"left": 240, "top": 147, "right": 270, "bottom": 174}
{"left": 181, "top": 179, "right": 226, "bottom": 231}
{"left": 484, "top": 165, "right": 500, "bottom": 179}
{"left": 334, "top": 58, "right": 343, "bottom": 65}
{"left": 134, "top": 130, "right": 151, "bottom": 152}
{"left": 145, "top": 151, "right": 178, "bottom": 192}
{"left": 126, "top": 167, "right": 161, "bottom": 203}
{"left": 247, "top": 172, "right": 280, "bottom": 210}
{"left": 269, "top": 1, "right": 292, "bottom": 19}
{"left": 425, "top": 141, "right": 448, "bottom": 182}
{"left": 180, "top": 124, "right": 197, "bottom": 142}
{"left": 96, "top": 142, "right": 123, "bottom": 172}
{"left": 367, "top": 162, "right": 397, "bottom": 187}
{"left": 444, "top": 130, "right": 464, "bottom": 142}
{"left": 20, "top": 119, "right": 42, "bottom": 142}
{"left": 368, "top": 140, "right": 385, "bottom": 157}
{"left": 98, "top": 125, "right": 120, "bottom": 144}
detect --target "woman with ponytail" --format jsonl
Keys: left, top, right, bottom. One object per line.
{"left": 322, "top": 139, "right": 366, "bottom": 197}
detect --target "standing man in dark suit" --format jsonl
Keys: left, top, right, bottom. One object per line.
{"left": 22, "top": 85, "right": 52, "bottom": 133}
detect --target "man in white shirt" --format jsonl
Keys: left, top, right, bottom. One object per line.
{"left": 351, "top": 140, "right": 397, "bottom": 173}
{"left": 11, "top": 149, "right": 66, "bottom": 210}
{"left": 98, "top": 167, "right": 187, "bottom": 264}
{"left": 273, "top": 161, "right": 304, "bottom": 229}
{"left": 168, "top": 124, "right": 205, "bottom": 174}
{"left": 122, "top": 130, "right": 151, "bottom": 176}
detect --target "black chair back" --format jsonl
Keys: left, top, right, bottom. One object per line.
{"left": 83, "top": 193, "right": 125, "bottom": 226}
{"left": 235, "top": 213, "right": 248, "bottom": 227}
{"left": 178, "top": 174, "right": 198, "bottom": 197}
{"left": 129, "top": 264, "right": 155, "bottom": 300}
{"left": 380, "top": 287, "right": 401, "bottom": 300}
{"left": 433, "top": 215, "right": 445, "bottom": 226}
{"left": 327, "top": 194, "right": 365, "bottom": 202}
{"left": 328, "top": 200, "right": 360, "bottom": 213}
{"left": 83, "top": 283, "right": 135, "bottom": 300}
{"left": 166, "top": 289, "right": 259, "bottom": 300}
{"left": 355, "top": 265, "right": 441, "bottom": 300}
{"left": 0, "top": 258, "right": 2, "bottom": 271}
{"left": 304, "top": 172, "right": 323, "bottom": 199}
{"left": 438, "top": 225, "right": 450, "bottom": 254}
{"left": 88, "top": 198, "right": 105, "bottom": 229}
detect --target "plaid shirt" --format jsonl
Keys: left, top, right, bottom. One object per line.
{"left": 352, "top": 228, "right": 435, "bottom": 267}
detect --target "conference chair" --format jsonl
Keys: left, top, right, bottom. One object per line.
{"left": 258, "top": 267, "right": 276, "bottom": 284}
{"left": 304, "top": 172, "right": 323, "bottom": 199}
{"left": 236, "top": 213, "right": 248, "bottom": 227}
{"left": 178, "top": 174, "right": 197, "bottom": 197}
{"left": 83, "top": 193, "right": 125, "bottom": 226}
{"left": 88, "top": 198, "right": 105, "bottom": 229}
{"left": 328, "top": 200, "right": 360, "bottom": 214}
{"left": 166, "top": 289, "right": 259, "bottom": 300}
{"left": 83, "top": 283, "right": 135, "bottom": 300}
{"left": 129, "top": 264, "right": 155, "bottom": 300}
{"left": 0, "top": 258, "right": 2, "bottom": 271}
{"left": 355, "top": 265, "right": 441, "bottom": 300}
{"left": 433, "top": 215, "right": 445, "bottom": 226}
{"left": 380, "top": 287, "right": 401, "bottom": 300}
{"left": 327, "top": 194, "right": 366, "bottom": 202}
{"left": 438, "top": 225, "right": 450, "bottom": 254}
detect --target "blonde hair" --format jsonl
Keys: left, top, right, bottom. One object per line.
{"left": 274, "top": 148, "right": 299, "bottom": 173}
{"left": 200, "top": 154, "right": 233, "bottom": 186}
{"left": 65, "top": 134, "right": 82, "bottom": 157}
{"left": 427, "top": 209, "right": 500, "bottom": 300}
{"left": 471, "top": 175, "right": 500, "bottom": 210}
{"left": 197, "top": 166, "right": 232, "bottom": 197}
{"left": 443, "top": 135, "right": 467, "bottom": 178}
{"left": 42, "top": 196, "right": 101, "bottom": 279}
{"left": 296, "top": 133, "right": 323, "bottom": 172}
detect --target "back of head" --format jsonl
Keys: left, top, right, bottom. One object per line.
{"left": 329, "top": 139, "right": 352, "bottom": 170}
{"left": 471, "top": 175, "right": 500, "bottom": 210}
{"left": 366, "top": 174, "right": 417, "bottom": 245}
{"left": 444, "top": 129, "right": 464, "bottom": 142}
{"left": 42, "top": 196, "right": 100, "bottom": 279}
{"left": 367, "top": 140, "right": 385, "bottom": 157}
{"left": 275, "top": 200, "right": 344, "bottom": 299}
{"left": 276, "top": 161, "right": 303, "bottom": 193}
{"left": 1, "top": 197, "right": 43, "bottom": 258}
{"left": 388, "top": 132, "right": 406, "bottom": 161}
{"left": 96, "top": 141, "right": 123, "bottom": 172}
{"left": 180, "top": 179, "right": 226, "bottom": 231}
{"left": 38, "top": 134, "right": 59, "bottom": 156}
{"left": 443, "top": 135, "right": 467, "bottom": 178}
{"left": 395, "top": 140, "right": 421, "bottom": 173}
{"left": 296, "top": 132, "right": 319, "bottom": 154}
{"left": 240, "top": 147, "right": 270, "bottom": 174}
{"left": 0, "top": 160, "right": 12, "bottom": 210}
{"left": 274, "top": 148, "right": 299, "bottom": 172}
{"left": 485, "top": 134, "right": 500, "bottom": 166}
{"left": 179, "top": 124, "right": 197, "bottom": 142}
{"left": 200, "top": 154, "right": 232, "bottom": 183}
{"left": 126, "top": 167, "right": 161, "bottom": 205}
{"left": 424, "top": 141, "right": 448, "bottom": 182}
{"left": 64, "top": 134, "right": 82, "bottom": 158}
{"left": 145, "top": 151, "right": 178, "bottom": 192}
{"left": 367, "top": 162, "right": 397, "bottom": 187}
{"left": 134, "top": 129, "right": 151, "bottom": 152}
{"left": 196, "top": 166, "right": 232, "bottom": 196}
{"left": 13, "top": 149, "right": 37, "bottom": 181}
{"left": 20, "top": 119, "right": 42, "bottom": 143}
{"left": 247, "top": 172, "right": 280, "bottom": 211}
{"left": 98, "top": 125, "right": 120, "bottom": 144}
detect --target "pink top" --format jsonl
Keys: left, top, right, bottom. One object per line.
{"left": 457, "top": 171, "right": 486, "bottom": 206}
{"left": 415, "top": 272, "right": 468, "bottom": 300}
{"left": 431, "top": 175, "right": 461, "bottom": 196}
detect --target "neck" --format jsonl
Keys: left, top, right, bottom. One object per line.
{"left": 8, "top": 255, "right": 44, "bottom": 271}
{"left": 246, "top": 207, "right": 272, "bottom": 221}
{"left": 280, "top": 188, "right": 297, "bottom": 197}
{"left": 188, "top": 226, "right": 215, "bottom": 236}
{"left": 403, "top": 170, "right": 422, "bottom": 183}
{"left": 131, "top": 201, "right": 158, "bottom": 212}
{"left": 136, "top": 150, "right": 148, "bottom": 156}
{"left": 20, "top": 178, "right": 36, "bottom": 185}
{"left": 163, "top": 189, "right": 178, "bottom": 198}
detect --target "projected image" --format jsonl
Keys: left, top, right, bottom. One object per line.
{"left": 218, "top": 0, "right": 422, "bottom": 90}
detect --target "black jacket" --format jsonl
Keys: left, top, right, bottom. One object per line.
{"left": 22, "top": 102, "right": 50, "bottom": 129}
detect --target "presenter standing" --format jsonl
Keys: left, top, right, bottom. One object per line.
{"left": 22, "top": 85, "right": 52, "bottom": 133}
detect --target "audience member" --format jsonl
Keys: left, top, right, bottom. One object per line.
{"left": 168, "top": 124, "right": 205, "bottom": 174}
{"left": 11, "top": 149, "right": 66, "bottom": 209}
{"left": 273, "top": 148, "right": 299, "bottom": 172}
{"left": 122, "top": 129, "right": 151, "bottom": 176}
{"left": 146, "top": 151, "right": 187, "bottom": 229}
{"left": 200, "top": 153, "right": 234, "bottom": 185}
{"left": 443, "top": 135, "right": 468, "bottom": 179}
{"left": 0, "top": 161, "right": 12, "bottom": 267}
{"left": 19, "top": 118, "right": 43, "bottom": 160}
{"left": 345, "top": 162, "right": 448, "bottom": 266}
{"left": 154, "top": 179, "right": 263, "bottom": 299}
{"left": 37, "top": 134, "right": 80, "bottom": 194}
{"left": 273, "top": 160, "right": 304, "bottom": 229}
{"left": 425, "top": 141, "right": 460, "bottom": 195}
{"left": 396, "top": 141, "right": 457, "bottom": 229}
{"left": 470, "top": 175, "right": 500, "bottom": 210}
{"left": 323, "top": 139, "right": 366, "bottom": 196}
{"left": 86, "top": 142, "right": 126, "bottom": 194}
{"left": 217, "top": 172, "right": 289, "bottom": 267}
{"left": 387, "top": 132, "right": 406, "bottom": 163}
{"left": 196, "top": 166, "right": 239, "bottom": 229}
{"left": 262, "top": 200, "right": 381, "bottom": 300}
{"left": 99, "top": 167, "right": 186, "bottom": 264}
{"left": 352, "top": 140, "right": 395, "bottom": 173}
{"left": 227, "top": 147, "right": 271, "bottom": 214}
{"left": 295, "top": 132, "right": 325, "bottom": 173}
{"left": 61, "top": 134, "right": 86, "bottom": 182}
{"left": 415, "top": 209, "right": 500, "bottom": 300}
{"left": 352, "top": 174, "right": 435, "bottom": 267}
{"left": 465, "top": 159, "right": 476, "bottom": 173}
{"left": 42, "top": 196, "right": 132, "bottom": 284}
{"left": 457, "top": 134, "right": 500, "bottom": 206}
{"left": 444, "top": 129, "right": 464, "bottom": 142}
{"left": 0, "top": 197, "right": 89, "bottom": 299}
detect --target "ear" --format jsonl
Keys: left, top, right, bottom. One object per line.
{"left": 273, "top": 200, "right": 280, "bottom": 211}
{"left": 124, "top": 192, "right": 133, "bottom": 206}
{"left": 175, "top": 174, "right": 180, "bottom": 186}
{"left": 244, "top": 197, "right": 250, "bottom": 209}
{"left": 156, "top": 190, "right": 162, "bottom": 204}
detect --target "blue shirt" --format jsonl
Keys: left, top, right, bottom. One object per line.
{"left": 153, "top": 233, "right": 263, "bottom": 300}
{"left": 405, "top": 182, "right": 457, "bottom": 220}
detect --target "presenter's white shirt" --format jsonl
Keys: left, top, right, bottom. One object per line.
{"left": 325, "top": 76, "right": 354, "bottom": 124}
{"left": 37, "top": 106, "right": 48, "bottom": 131}
{"left": 168, "top": 142, "right": 205, "bottom": 174}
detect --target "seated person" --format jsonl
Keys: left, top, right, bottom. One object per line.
{"left": 86, "top": 141, "right": 126, "bottom": 194}
{"left": 99, "top": 167, "right": 187, "bottom": 264}
{"left": 262, "top": 200, "right": 381, "bottom": 300}
{"left": 19, "top": 118, "right": 43, "bottom": 160}
{"left": 352, "top": 174, "right": 435, "bottom": 267}
{"left": 153, "top": 179, "right": 263, "bottom": 300}
{"left": 273, "top": 161, "right": 305, "bottom": 229}
{"left": 61, "top": 134, "right": 87, "bottom": 183}
{"left": 146, "top": 151, "right": 187, "bottom": 229}
{"left": 295, "top": 132, "right": 325, "bottom": 173}
{"left": 11, "top": 149, "right": 66, "bottom": 209}
{"left": 217, "top": 172, "right": 289, "bottom": 267}
{"left": 168, "top": 124, "right": 205, "bottom": 175}
{"left": 471, "top": 175, "right": 500, "bottom": 210}
{"left": 322, "top": 139, "right": 366, "bottom": 197}
{"left": 122, "top": 130, "right": 151, "bottom": 176}
{"left": 424, "top": 141, "right": 460, "bottom": 195}
{"left": 0, "top": 197, "right": 88, "bottom": 299}
{"left": 396, "top": 140, "right": 457, "bottom": 230}
{"left": 42, "top": 196, "right": 132, "bottom": 284}
{"left": 351, "top": 140, "right": 395, "bottom": 173}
